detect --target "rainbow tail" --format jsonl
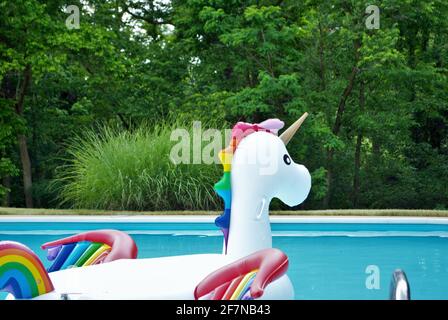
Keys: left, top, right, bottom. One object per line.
{"left": 41, "top": 229, "right": 138, "bottom": 272}
{"left": 0, "top": 241, "right": 54, "bottom": 299}
{"left": 194, "top": 248, "right": 289, "bottom": 300}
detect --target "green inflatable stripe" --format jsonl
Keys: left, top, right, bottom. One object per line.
{"left": 0, "top": 262, "right": 39, "bottom": 298}
{"left": 74, "top": 243, "right": 102, "bottom": 267}
{"left": 214, "top": 172, "right": 231, "bottom": 190}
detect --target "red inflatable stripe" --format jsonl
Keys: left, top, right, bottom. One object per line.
{"left": 222, "top": 275, "right": 244, "bottom": 300}
{"left": 194, "top": 248, "right": 289, "bottom": 300}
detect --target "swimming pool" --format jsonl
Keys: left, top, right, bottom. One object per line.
{"left": 1, "top": 216, "right": 448, "bottom": 300}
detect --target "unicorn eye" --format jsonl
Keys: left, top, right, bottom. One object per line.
{"left": 283, "top": 154, "right": 291, "bottom": 165}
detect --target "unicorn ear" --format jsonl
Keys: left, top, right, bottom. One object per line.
{"left": 258, "top": 118, "right": 284, "bottom": 135}
{"left": 280, "top": 112, "right": 308, "bottom": 145}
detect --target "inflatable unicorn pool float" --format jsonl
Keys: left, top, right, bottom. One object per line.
{"left": 0, "top": 113, "right": 311, "bottom": 300}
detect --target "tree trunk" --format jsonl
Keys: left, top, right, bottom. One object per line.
{"left": 31, "top": 93, "right": 41, "bottom": 208}
{"left": 323, "top": 65, "right": 359, "bottom": 208}
{"left": 373, "top": 140, "right": 381, "bottom": 158}
{"left": 332, "top": 66, "right": 359, "bottom": 136}
{"left": 353, "top": 133, "right": 362, "bottom": 207}
{"left": 15, "top": 64, "right": 34, "bottom": 208}
{"left": 318, "top": 20, "right": 326, "bottom": 91}
{"left": 318, "top": 17, "right": 329, "bottom": 208}
{"left": 353, "top": 80, "right": 365, "bottom": 207}
{"left": 322, "top": 150, "right": 333, "bottom": 208}
{"left": 18, "top": 134, "right": 33, "bottom": 207}
{"left": 2, "top": 176, "right": 11, "bottom": 207}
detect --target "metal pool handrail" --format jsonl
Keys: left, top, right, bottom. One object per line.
{"left": 390, "top": 269, "right": 411, "bottom": 300}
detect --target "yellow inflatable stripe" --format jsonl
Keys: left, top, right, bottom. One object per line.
{"left": 218, "top": 150, "right": 232, "bottom": 172}
{"left": 82, "top": 244, "right": 111, "bottom": 266}
{"left": 229, "top": 270, "right": 257, "bottom": 300}
{"left": 0, "top": 255, "right": 47, "bottom": 295}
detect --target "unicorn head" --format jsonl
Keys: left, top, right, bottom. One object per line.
{"left": 215, "top": 113, "right": 311, "bottom": 258}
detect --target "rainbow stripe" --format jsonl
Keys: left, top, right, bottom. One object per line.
{"left": 215, "top": 270, "right": 257, "bottom": 300}
{"left": 0, "top": 241, "right": 54, "bottom": 299}
{"left": 46, "top": 242, "right": 111, "bottom": 272}
{"left": 230, "top": 271, "right": 257, "bottom": 300}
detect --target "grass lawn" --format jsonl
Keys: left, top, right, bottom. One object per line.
{"left": 0, "top": 207, "right": 448, "bottom": 217}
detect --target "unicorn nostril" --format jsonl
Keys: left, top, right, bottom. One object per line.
{"left": 255, "top": 198, "right": 267, "bottom": 220}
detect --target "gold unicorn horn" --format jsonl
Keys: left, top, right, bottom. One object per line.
{"left": 280, "top": 112, "right": 309, "bottom": 145}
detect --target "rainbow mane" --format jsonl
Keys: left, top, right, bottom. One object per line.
{"left": 214, "top": 119, "right": 284, "bottom": 252}
{"left": 0, "top": 241, "right": 54, "bottom": 299}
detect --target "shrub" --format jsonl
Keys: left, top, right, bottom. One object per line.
{"left": 53, "top": 121, "right": 223, "bottom": 211}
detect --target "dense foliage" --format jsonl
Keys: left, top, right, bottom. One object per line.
{"left": 1, "top": 0, "right": 447, "bottom": 210}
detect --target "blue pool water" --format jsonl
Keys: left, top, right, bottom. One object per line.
{"left": 1, "top": 220, "right": 448, "bottom": 300}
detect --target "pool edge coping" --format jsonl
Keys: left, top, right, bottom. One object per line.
{"left": 1, "top": 215, "right": 448, "bottom": 224}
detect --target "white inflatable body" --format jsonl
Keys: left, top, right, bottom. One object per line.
{"left": 32, "top": 255, "right": 294, "bottom": 300}
{"left": 4, "top": 115, "right": 311, "bottom": 300}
